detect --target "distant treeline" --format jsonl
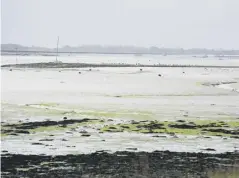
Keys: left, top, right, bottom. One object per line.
{"left": 1, "top": 44, "right": 239, "bottom": 55}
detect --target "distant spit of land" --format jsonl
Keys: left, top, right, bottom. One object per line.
{"left": 1, "top": 44, "right": 239, "bottom": 56}
{"left": 2, "top": 62, "right": 239, "bottom": 69}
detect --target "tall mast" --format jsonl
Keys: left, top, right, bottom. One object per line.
{"left": 56, "top": 36, "right": 59, "bottom": 62}
{"left": 15, "top": 47, "right": 18, "bottom": 64}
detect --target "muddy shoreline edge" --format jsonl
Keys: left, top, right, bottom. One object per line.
{"left": 2, "top": 62, "right": 239, "bottom": 68}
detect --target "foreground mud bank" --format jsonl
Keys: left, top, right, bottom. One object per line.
{"left": 1, "top": 151, "right": 239, "bottom": 178}
{"left": 2, "top": 117, "right": 239, "bottom": 154}
{"left": 2, "top": 62, "right": 239, "bottom": 68}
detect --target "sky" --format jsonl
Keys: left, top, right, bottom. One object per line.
{"left": 1, "top": 0, "right": 239, "bottom": 49}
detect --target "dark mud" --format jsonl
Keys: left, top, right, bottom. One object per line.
{"left": 1, "top": 118, "right": 98, "bottom": 135}
{"left": 1, "top": 151, "right": 239, "bottom": 178}
{"left": 2, "top": 62, "right": 239, "bottom": 68}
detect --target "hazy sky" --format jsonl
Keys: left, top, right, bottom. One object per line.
{"left": 1, "top": 0, "right": 239, "bottom": 49}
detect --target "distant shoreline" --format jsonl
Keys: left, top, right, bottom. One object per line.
{"left": 2, "top": 50, "right": 239, "bottom": 57}
{"left": 2, "top": 43, "right": 239, "bottom": 56}
{"left": 2, "top": 62, "right": 239, "bottom": 68}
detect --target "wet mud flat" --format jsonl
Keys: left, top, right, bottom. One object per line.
{"left": 1, "top": 151, "right": 239, "bottom": 178}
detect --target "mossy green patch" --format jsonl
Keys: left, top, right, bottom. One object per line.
{"left": 100, "top": 119, "right": 239, "bottom": 137}
{"left": 1, "top": 133, "right": 8, "bottom": 137}
{"left": 7, "top": 102, "right": 155, "bottom": 120}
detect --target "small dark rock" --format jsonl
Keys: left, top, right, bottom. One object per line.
{"left": 61, "top": 139, "right": 68, "bottom": 141}
{"left": 2, "top": 150, "right": 8, "bottom": 153}
{"left": 39, "top": 139, "right": 54, "bottom": 141}
{"left": 176, "top": 120, "right": 186, "bottom": 123}
{"left": 158, "top": 74, "right": 162, "bottom": 77}
{"left": 126, "top": 148, "right": 137, "bottom": 151}
{"left": 108, "top": 119, "right": 113, "bottom": 121}
{"left": 152, "top": 135, "right": 167, "bottom": 138}
{"left": 66, "top": 131, "right": 73, "bottom": 134}
{"left": 108, "top": 127, "right": 117, "bottom": 129}
{"left": 120, "top": 126, "right": 130, "bottom": 129}
{"left": 32, "top": 142, "right": 44, "bottom": 145}
{"left": 201, "top": 148, "right": 216, "bottom": 151}
{"left": 63, "top": 117, "right": 67, "bottom": 120}
{"left": 9, "top": 69, "right": 12, "bottom": 71}
{"left": 81, "top": 134, "right": 91, "bottom": 137}
{"left": 105, "top": 129, "right": 122, "bottom": 133}
{"left": 78, "top": 72, "right": 81, "bottom": 74}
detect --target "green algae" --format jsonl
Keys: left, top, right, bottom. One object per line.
{"left": 1, "top": 133, "right": 8, "bottom": 138}
{"left": 100, "top": 119, "right": 239, "bottom": 137}
{"left": 3, "top": 102, "right": 155, "bottom": 120}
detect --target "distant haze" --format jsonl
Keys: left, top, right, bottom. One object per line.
{"left": 1, "top": 0, "right": 239, "bottom": 49}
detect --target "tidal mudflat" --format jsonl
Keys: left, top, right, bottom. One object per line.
{"left": 1, "top": 55, "right": 239, "bottom": 177}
